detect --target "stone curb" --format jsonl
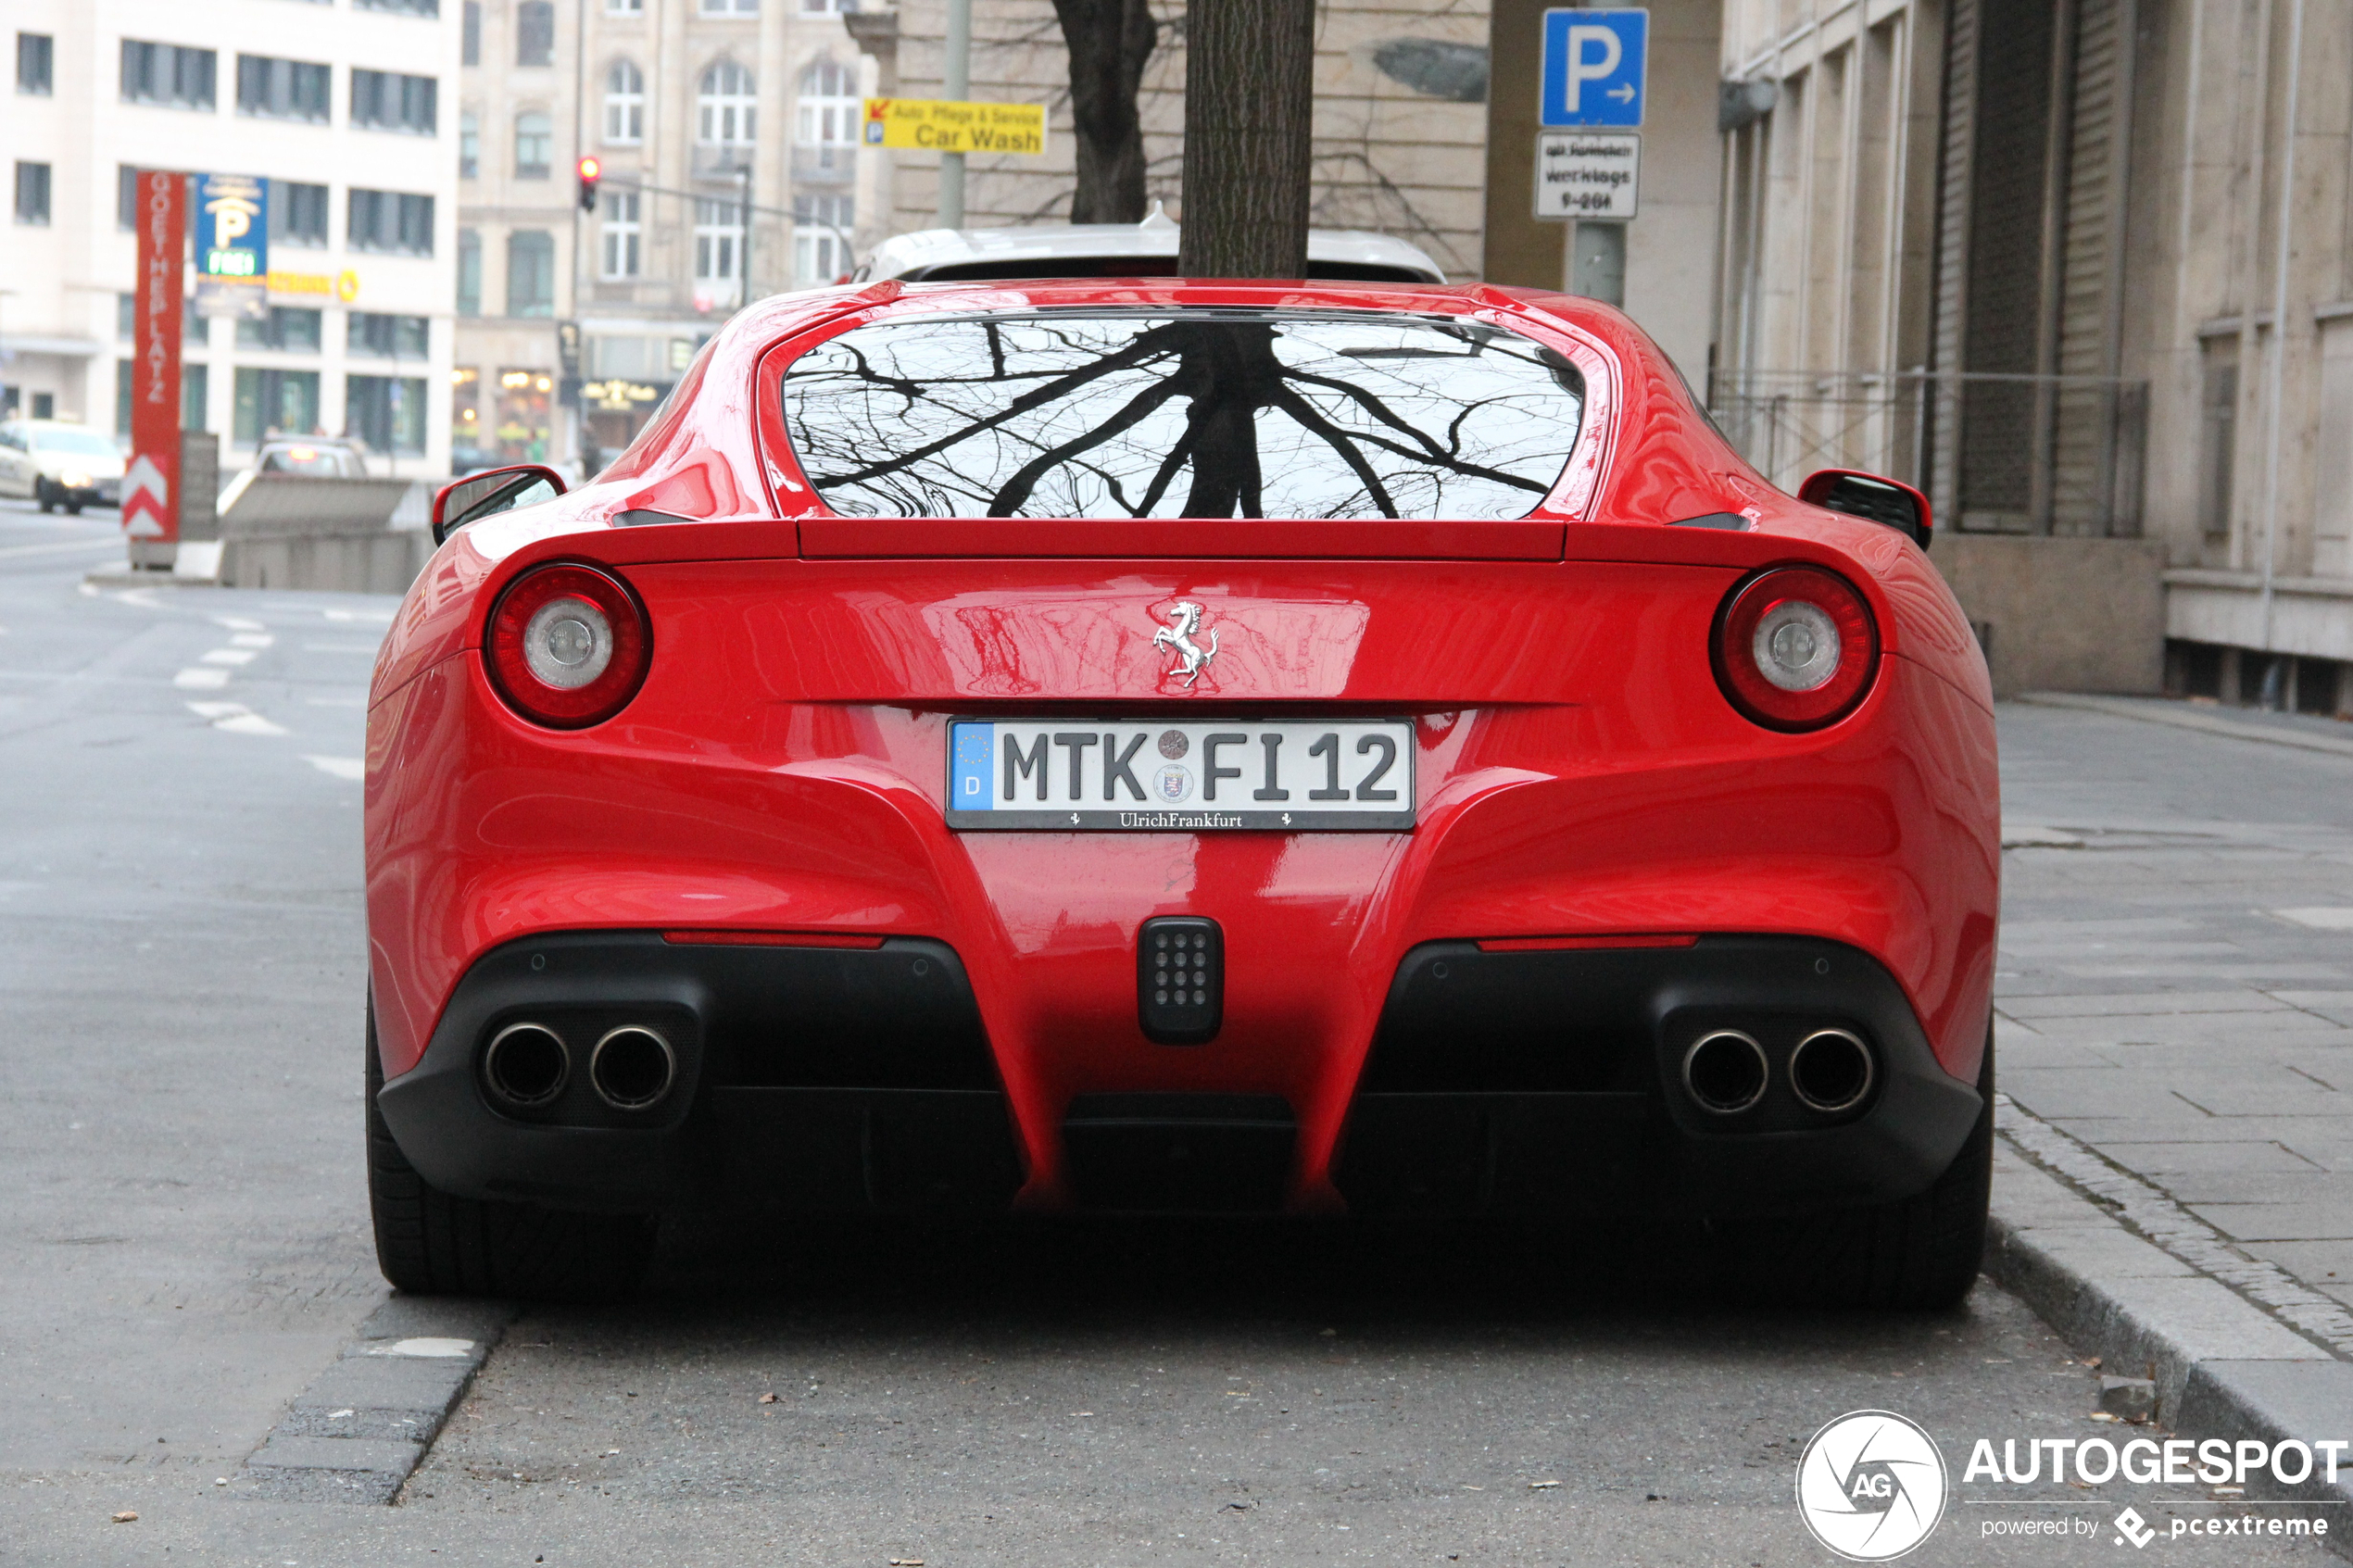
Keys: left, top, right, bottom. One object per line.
{"left": 1984, "top": 1109, "right": 2353, "bottom": 1556}
{"left": 237, "top": 1295, "right": 520, "bottom": 1504}
{"left": 2014, "top": 691, "right": 2353, "bottom": 761}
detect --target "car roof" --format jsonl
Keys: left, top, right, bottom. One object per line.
{"left": 855, "top": 207, "right": 1450, "bottom": 286}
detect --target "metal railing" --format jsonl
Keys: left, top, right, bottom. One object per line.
{"left": 1705, "top": 369, "right": 2148, "bottom": 537}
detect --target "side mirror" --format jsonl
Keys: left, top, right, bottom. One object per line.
{"left": 1798, "top": 469, "right": 1932, "bottom": 551}
{"left": 432, "top": 464, "right": 567, "bottom": 546}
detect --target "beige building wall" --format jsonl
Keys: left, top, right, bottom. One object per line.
{"left": 458, "top": 0, "right": 885, "bottom": 473}
{"left": 1716, "top": 0, "right": 2353, "bottom": 704}
{"left": 884, "top": 0, "right": 1492, "bottom": 282}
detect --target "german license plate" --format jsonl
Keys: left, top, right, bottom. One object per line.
{"left": 945, "top": 719, "right": 1416, "bottom": 832}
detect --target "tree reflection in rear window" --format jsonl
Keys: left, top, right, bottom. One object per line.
{"left": 780, "top": 309, "right": 1585, "bottom": 520}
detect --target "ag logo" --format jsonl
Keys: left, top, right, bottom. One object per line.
{"left": 1794, "top": 1410, "right": 1947, "bottom": 1561}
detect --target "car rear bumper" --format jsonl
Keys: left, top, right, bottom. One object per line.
{"left": 375, "top": 931, "right": 1982, "bottom": 1220}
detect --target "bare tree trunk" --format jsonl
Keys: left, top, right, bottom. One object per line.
{"left": 1054, "top": 0, "right": 1158, "bottom": 223}
{"left": 1178, "top": 0, "right": 1315, "bottom": 278}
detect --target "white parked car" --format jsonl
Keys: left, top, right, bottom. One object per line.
{"left": 850, "top": 207, "right": 1450, "bottom": 286}
{"left": 0, "top": 420, "right": 127, "bottom": 514}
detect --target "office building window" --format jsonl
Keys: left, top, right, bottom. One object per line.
{"left": 348, "top": 312, "right": 430, "bottom": 358}
{"left": 701, "top": 0, "right": 759, "bottom": 14}
{"left": 513, "top": 111, "right": 553, "bottom": 178}
{"left": 18, "top": 31, "right": 54, "bottom": 94}
{"left": 267, "top": 180, "right": 330, "bottom": 247}
{"left": 517, "top": 2, "right": 555, "bottom": 67}
{"left": 236, "top": 55, "right": 331, "bottom": 121}
{"left": 14, "top": 161, "right": 50, "bottom": 225}
{"left": 121, "top": 40, "right": 218, "bottom": 109}
{"left": 233, "top": 368, "right": 321, "bottom": 442}
{"left": 353, "top": 0, "right": 441, "bottom": 15}
{"left": 457, "top": 229, "right": 482, "bottom": 316}
{"left": 452, "top": 366, "right": 482, "bottom": 456}
{"left": 694, "top": 199, "right": 741, "bottom": 297}
{"left": 698, "top": 60, "right": 754, "bottom": 144}
{"left": 507, "top": 231, "right": 556, "bottom": 317}
{"left": 601, "top": 191, "right": 642, "bottom": 278}
{"left": 460, "top": 111, "right": 480, "bottom": 178}
{"left": 348, "top": 188, "right": 434, "bottom": 255}
{"left": 236, "top": 307, "right": 323, "bottom": 353}
{"left": 795, "top": 194, "right": 851, "bottom": 284}
{"left": 353, "top": 69, "right": 437, "bottom": 134}
{"left": 610, "top": 0, "right": 645, "bottom": 12}
{"left": 119, "top": 363, "right": 208, "bottom": 436}
{"left": 346, "top": 375, "right": 428, "bottom": 454}
{"left": 462, "top": 2, "right": 481, "bottom": 66}
{"left": 603, "top": 60, "right": 645, "bottom": 144}
{"left": 797, "top": 56, "right": 857, "bottom": 147}
{"left": 801, "top": 0, "right": 845, "bottom": 11}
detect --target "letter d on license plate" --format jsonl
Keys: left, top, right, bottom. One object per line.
{"left": 945, "top": 719, "right": 1416, "bottom": 832}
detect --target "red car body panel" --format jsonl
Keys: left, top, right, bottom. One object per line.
{"left": 365, "top": 279, "right": 1996, "bottom": 1213}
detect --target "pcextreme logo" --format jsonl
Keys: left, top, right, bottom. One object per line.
{"left": 1796, "top": 1410, "right": 1950, "bottom": 1561}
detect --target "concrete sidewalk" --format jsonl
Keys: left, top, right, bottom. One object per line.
{"left": 1982, "top": 696, "right": 2353, "bottom": 1535}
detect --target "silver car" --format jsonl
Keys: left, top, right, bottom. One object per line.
{"left": 0, "top": 420, "right": 127, "bottom": 514}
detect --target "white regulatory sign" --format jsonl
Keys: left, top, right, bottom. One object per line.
{"left": 1535, "top": 131, "right": 1641, "bottom": 220}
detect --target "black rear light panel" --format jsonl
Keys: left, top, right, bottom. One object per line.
{"left": 1139, "top": 917, "right": 1222, "bottom": 1045}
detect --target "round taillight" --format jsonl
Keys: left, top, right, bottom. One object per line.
{"left": 484, "top": 563, "right": 650, "bottom": 728}
{"left": 1711, "top": 565, "right": 1880, "bottom": 731}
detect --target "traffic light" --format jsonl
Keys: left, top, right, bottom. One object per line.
{"left": 577, "top": 156, "right": 600, "bottom": 212}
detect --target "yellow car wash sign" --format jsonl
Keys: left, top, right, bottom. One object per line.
{"left": 862, "top": 97, "right": 1045, "bottom": 156}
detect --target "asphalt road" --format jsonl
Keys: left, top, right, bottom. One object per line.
{"left": 0, "top": 510, "right": 2332, "bottom": 1564}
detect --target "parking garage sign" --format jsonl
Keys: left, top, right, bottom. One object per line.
{"left": 1540, "top": 8, "right": 1648, "bottom": 128}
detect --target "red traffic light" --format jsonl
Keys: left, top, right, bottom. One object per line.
{"left": 577, "top": 156, "right": 601, "bottom": 211}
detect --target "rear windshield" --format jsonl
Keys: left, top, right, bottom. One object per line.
{"left": 781, "top": 309, "right": 1584, "bottom": 520}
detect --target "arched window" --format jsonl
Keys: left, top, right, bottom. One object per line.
{"left": 603, "top": 60, "right": 644, "bottom": 144}
{"left": 796, "top": 56, "right": 856, "bottom": 147}
{"left": 513, "top": 110, "right": 552, "bottom": 179}
{"left": 697, "top": 59, "right": 755, "bottom": 145}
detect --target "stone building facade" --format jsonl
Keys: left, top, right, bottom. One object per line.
{"left": 1712, "top": 0, "right": 2353, "bottom": 708}
{"left": 455, "top": 0, "right": 888, "bottom": 470}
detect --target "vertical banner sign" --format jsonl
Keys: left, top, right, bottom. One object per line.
{"left": 127, "top": 170, "right": 185, "bottom": 545}
{"left": 195, "top": 172, "right": 269, "bottom": 320}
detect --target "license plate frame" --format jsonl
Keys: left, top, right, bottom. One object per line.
{"left": 944, "top": 717, "right": 1417, "bottom": 832}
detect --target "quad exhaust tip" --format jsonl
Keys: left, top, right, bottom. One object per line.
{"left": 1789, "top": 1027, "right": 1875, "bottom": 1113}
{"left": 484, "top": 1022, "right": 569, "bottom": 1108}
{"left": 1682, "top": 1029, "right": 1768, "bottom": 1114}
{"left": 590, "top": 1025, "right": 676, "bottom": 1110}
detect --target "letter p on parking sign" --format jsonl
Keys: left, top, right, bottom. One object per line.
{"left": 1540, "top": 8, "right": 1647, "bottom": 128}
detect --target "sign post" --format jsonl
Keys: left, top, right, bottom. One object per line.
{"left": 126, "top": 170, "right": 186, "bottom": 565}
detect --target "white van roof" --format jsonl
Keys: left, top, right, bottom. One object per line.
{"left": 853, "top": 206, "right": 1450, "bottom": 286}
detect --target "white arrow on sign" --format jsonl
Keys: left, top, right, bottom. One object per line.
{"left": 120, "top": 455, "right": 170, "bottom": 538}
{"left": 1608, "top": 82, "right": 1636, "bottom": 103}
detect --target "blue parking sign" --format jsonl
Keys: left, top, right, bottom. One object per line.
{"left": 1540, "top": 8, "right": 1648, "bottom": 128}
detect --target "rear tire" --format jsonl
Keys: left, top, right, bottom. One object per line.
{"left": 34, "top": 480, "right": 54, "bottom": 514}
{"left": 367, "top": 999, "right": 655, "bottom": 1302}
{"left": 1714, "top": 1027, "right": 1994, "bottom": 1310}
{"left": 62, "top": 498, "right": 82, "bottom": 516}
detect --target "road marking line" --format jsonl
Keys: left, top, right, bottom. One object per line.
{"left": 201, "top": 648, "right": 258, "bottom": 666}
{"left": 303, "top": 755, "right": 364, "bottom": 781}
{"left": 229, "top": 633, "right": 275, "bottom": 649}
{"left": 173, "top": 668, "right": 232, "bottom": 690}
{"left": 322, "top": 608, "right": 396, "bottom": 625}
{"left": 0, "top": 537, "right": 121, "bottom": 559}
{"left": 186, "top": 701, "right": 288, "bottom": 736}
{"left": 304, "top": 642, "right": 382, "bottom": 654}
{"left": 2273, "top": 907, "right": 2353, "bottom": 931}
{"left": 213, "top": 616, "right": 266, "bottom": 632}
